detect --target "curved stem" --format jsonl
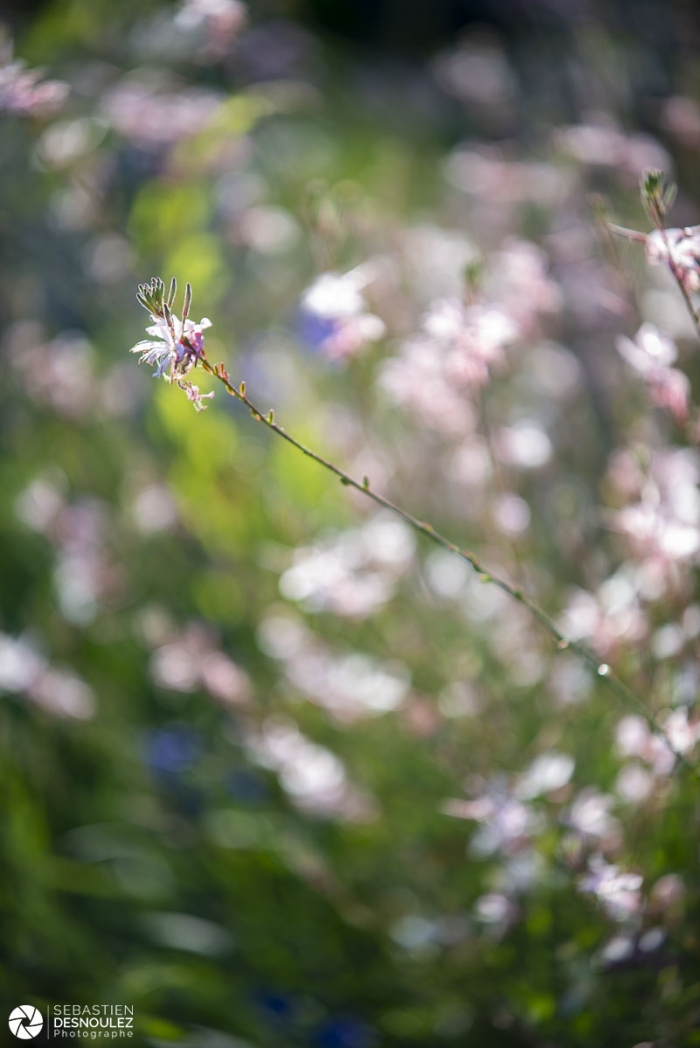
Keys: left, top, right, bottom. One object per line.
{"left": 198, "top": 356, "right": 697, "bottom": 777}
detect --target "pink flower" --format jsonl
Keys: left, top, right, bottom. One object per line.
{"left": 422, "top": 299, "right": 519, "bottom": 392}
{"left": 616, "top": 324, "right": 690, "bottom": 423}
{"left": 0, "top": 47, "right": 68, "bottom": 117}
{"left": 179, "top": 380, "right": 215, "bottom": 412}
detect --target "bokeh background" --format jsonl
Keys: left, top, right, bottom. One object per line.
{"left": 2, "top": 1, "right": 700, "bottom": 1045}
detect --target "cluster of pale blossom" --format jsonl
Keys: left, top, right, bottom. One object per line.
{"left": 0, "top": 38, "right": 68, "bottom": 117}
{"left": 616, "top": 711, "right": 700, "bottom": 779}
{"left": 378, "top": 239, "right": 559, "bottom": 434}
{"left": 278, "top": 514, "right": 415, "bottom": 619}
{"left": 16, "top": 475, "right": 120, "bottom": 627}
{"left": 101, "top": 75, "right": 223, "bottom": 149}
{"left": 555, "top": 120, "right": 669, "bottom": 183}
{"left": 444, "top": 746, "right": 684, "bottom": 955}
{"left": 5, "top": 321, "right": 149, "bottom": 423}
{"left": 445, "top": 753, "right": 573, "bottom": 839}
{"left": 245, "top": 718, "right": 375, "bottom": 821}
{"left": 560, "top": 569, "right": 649, "bottom": 658}
{"left": 579, "top": 857, "right": 685, "bottom": 968}
{"left": 299, "top": 266, "right": 386, "bottom": 360}
{"left": 444, "top": 148, "right": 567, "bottom": 211}
{"left": 616, "top": 323, "right": 690, "bottom": 423}
{"left": 0, "top": 631, "right": 94, "bottom": 720}
{"left": 258, "top": 612, "right": 409, "bottom": 722}
{"left": 612, "top": 447, "right": 700, "bottom": 582}
{"left": 579, "top": 857, "right": 643, "bottom": 921}
{"left": 145, "top": 619, "right": 251, "bottom": 708}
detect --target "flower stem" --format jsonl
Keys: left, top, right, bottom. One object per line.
{"left": 199, "top": 356, "right": 696, "bottom": 777}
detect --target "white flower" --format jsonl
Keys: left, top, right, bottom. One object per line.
{"left": 130, "top": 314, "right": 212, "bottom": 378}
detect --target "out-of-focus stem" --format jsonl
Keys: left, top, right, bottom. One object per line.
{"left": 198, "top": 355, "right": 696, "bottom": 777}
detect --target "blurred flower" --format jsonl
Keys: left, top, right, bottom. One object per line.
{"left": 0, "top": 632, "right": 94, "bottom": 719}
{"left": 390, "top": 914, "right": 437, "bottom": 952}
{"left": 661, "top": 706, "right": 700, "bottom": 756}
{"left": 150, "top": 622, "right": 251, "bottom": 708}
{"left": 611, "top": 448, "right": 700, "bottom": 583}
{"left": 299, "top": 267, "right": 385, "bottom": 361}
{"left": 247, "top": 718, "right": 375, "bottom": 821}
{"left": 259, "top": 613, "right": 409, "bottom": 721}
{"left": 599, "top": 933, "right": 635, "bottom": 965}
{"left": 473, "top": 890, "right": 520, "bottom": 942}
{"left": 495, "top": 422, "right": 552, "bottom": 469}
{"left": 422, "top": 299, "right": 518, "bottom": 389}
{"left": 580, "top": 856, "right": 643, "bottom": 920}
{"left": 379, "top": 296, "right": 518, "bottom": 435}
{"left": 443, "top": 778, "right": 543, "bottom": 857}
{"left": 444, "top": 148, "right": 566, "bottom": 210}
{"left": 15, "top": 479, "right": 120, "bottom": 626}
{"left": 432, "top": 37, "right": 514, "bottom": 115}
{"left": 0, "top": 633, "right": 45, "bottom": 693}
{"left": 176, "top": 0, "right": 247, "bottom": 58}
{"left": 559, "top": 569, "right": 648, "bottom": 657}
{"left": 279, "top": 514, "right": 415, "bottom": 619}
{"left": 566, "top": 788, "right": 620, "bottom": 846}
{"left": 556, "top": 121, "right": 669, "bottom": 182}
{"left": 145, "top": 724, "right": 200, "bottom": 775}
{"left": 515, "top": 752, "right": 575, "bottom": 800}
{"left": 237, "top": 206, "right": 300, "bottom": 255}
{"left": 617, "top": 324, "right": 690, "bottom": 424}
{"left": 131, "top": 484, "right": 179, "bottom": 534}
{"left": 143, "top": 910, "right": 231, "bottom": 956}
{"left": 486, "top": 239, "right": 562, "bottom": 334}
{"left": 616, "top": 714, "right": 675, "bottom": 776}
{"left": 650, "top": 873, "right": 685, "bottom": 915}
{"left": 15, "top": 474, "right": 65, "bottom": 534}
{"left": 102, "top": 74, "right": 222, "bottom": 148}
{"left": 6, "top": 325, "right": 96, "bottom": 422}
{"left": 379, "top": 336, "right": 477, "bottom": 436}
{"left": 0, "top": 40, "right": 68, "bottom": 117}
{"left": 28, "top": 668, "right": 95, "bottom": 720}
{"left": 615, "top": 764, "right": 654, "bottom": 804}
{"left": 37, "top": 117, "right": 107, "bottom": 169}
{"left": 661, "top": 96, "right": 700, "bottom": 149}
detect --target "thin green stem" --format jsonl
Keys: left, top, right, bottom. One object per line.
{"left": 198, "top": 356, "right": 696, "bottom": 777}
